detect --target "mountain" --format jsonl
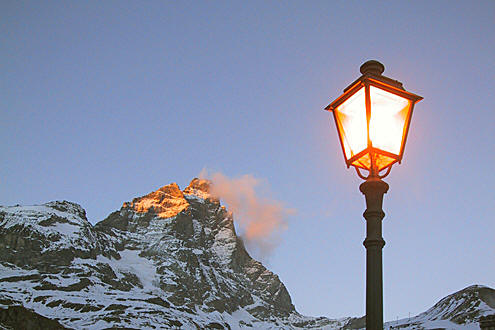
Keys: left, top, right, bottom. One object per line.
{"left": 0, "top": 179, "right": 344, "bottom": 329}
{"left": 0, "top": 179, "right": 493, "bottom": 329}
{"left": 384, "top": 285, "right": 495, "bottom": 330}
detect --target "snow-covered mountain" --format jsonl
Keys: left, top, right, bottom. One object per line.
{"left": 0, "top": 179, "right": 493, "bottom": 329}
{"left": 384, "top": 285, "right": 495, "bottom": 330}
{"left": 0, "top": 179, "right": 345, "bottom": 329}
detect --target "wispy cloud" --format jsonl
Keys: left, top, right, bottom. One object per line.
{"left": 199, "top": 169, "right": 295, "bottom": 259}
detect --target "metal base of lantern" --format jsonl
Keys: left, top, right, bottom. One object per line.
{"left": 360, "top": 178, "right": 389, "bottom": 330}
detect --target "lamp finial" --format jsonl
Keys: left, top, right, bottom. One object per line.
{"left": 360, "top": 60, "right": 385, "bottom": 76}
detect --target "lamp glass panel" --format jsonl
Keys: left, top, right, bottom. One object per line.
{"left": 351, "top": 153, "right": 371, "bottom": 170}
{"left": 369, "top": 86, "right": 411, "bottom": 155}
{"left": 374, "top": 153, "right": 396, "bottom": 171}
{"left": 335, "top": 87, "right": 367, "bottom": 161}
{"left": 350, "top": 153, "right": 396, "bottom": 171}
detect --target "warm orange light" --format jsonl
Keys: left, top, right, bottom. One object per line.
{"left": 334, "top": 87, "right": 367, "bottom": 160}
{"left": 349, "top": 152, "right": 398, "bottom": 171}
{"left": 369, "top": 86, "right": 411, "bottom": 156}
{"left": 333, "top": 85, "right": 413, "bottom": 171}
{"left": 326, "top": 61, "right": 422, "bottom": 177}
{"left": 328, "top": 84, "right": 419, "bottom": 172}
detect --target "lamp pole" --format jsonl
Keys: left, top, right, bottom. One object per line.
{"left": 361, "top": 146, "right": 389, "bottom": 330}
{"left": 360, "top": 176, "right": 388, "bottom": 330}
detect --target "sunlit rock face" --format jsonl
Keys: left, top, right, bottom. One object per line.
{"left": 122, "top": 182, "right": 189, "bottom": 219}
{"left": 183, "top": 177, "right": 215, "bottom": 200}
{"left": 1, "top": 181, "right": 494, "bottom": 329}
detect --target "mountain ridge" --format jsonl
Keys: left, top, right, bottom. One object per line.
{"left": 0, "top": 179, "right": 493, "bottom": 329}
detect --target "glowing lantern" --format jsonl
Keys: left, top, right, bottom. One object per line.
{"left": 325, "top": 60, "right": 423, "bottom": 178}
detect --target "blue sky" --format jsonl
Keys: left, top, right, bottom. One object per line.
{"left": 2, "top": 0, "right": 494, "bottom": 320}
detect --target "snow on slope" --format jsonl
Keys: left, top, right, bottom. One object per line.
{"left": 0, "top": 201, "right": 91, "bottom": 247}
{"left": 383, "top": 285, "right": 495, "bottom": 329}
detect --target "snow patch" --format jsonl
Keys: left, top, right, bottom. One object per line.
{"left": 97, "top": 250, "right": 158, "bottom": 292}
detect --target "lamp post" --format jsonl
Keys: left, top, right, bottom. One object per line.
{"left": 325, "top": 60, "right": 423, "bottom": 330}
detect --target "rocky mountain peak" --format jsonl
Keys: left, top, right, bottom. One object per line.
{"left": 120, "top": 179, "right": 217, "bottom": 220}
{"left": 0, "top": 201, "right": 115, "bottom": 272}
{"left": 156, "top": 182, "right": 183, "bottom": 196}
{"left": 183, "top": 177, "right": 213, "bottom": 200}
{"left": 44, "top": 201, "right": 87, "bottom": 219}
{"left": 122, "top": 183, "right": 189, "bottom": 219}
{"left": 419, "top": 284, "right": 495, "bottom": 324}
{"left": 384, "top": 285, "right": 495, "bottom": 329}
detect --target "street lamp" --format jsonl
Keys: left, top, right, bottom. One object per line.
{"left": 325, "top": 60, "right": 423, "bottom": 330}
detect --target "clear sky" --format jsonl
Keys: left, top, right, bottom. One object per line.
{"left": 2, "top": 0, "right": 494, "bottom": 321}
